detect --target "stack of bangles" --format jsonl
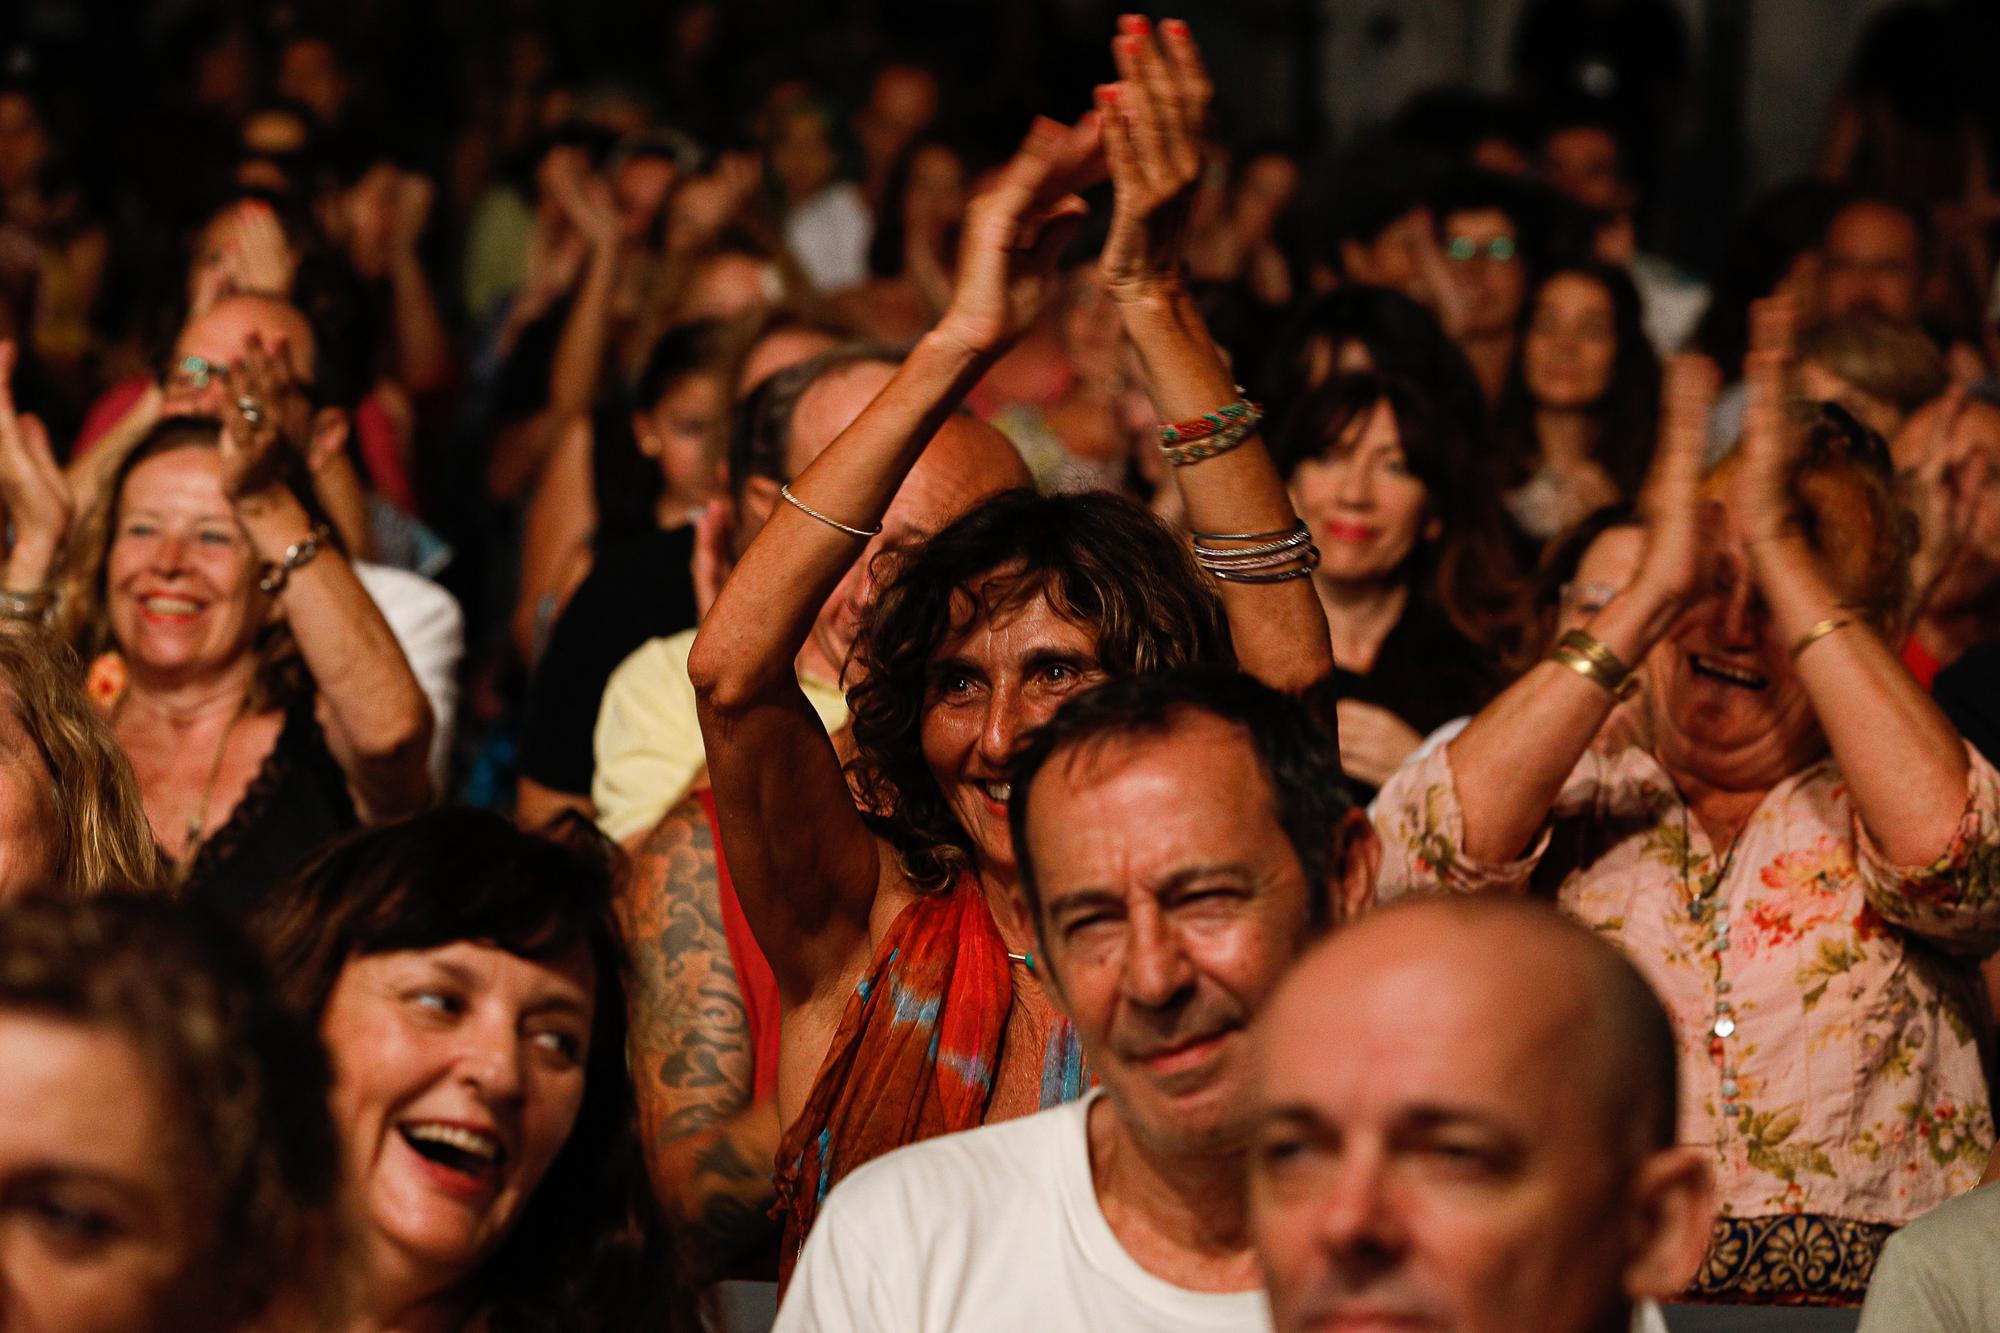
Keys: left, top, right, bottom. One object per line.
{"left": 1189, "top": 520, "right": 1321, "bottom": 585}
{"left": 1546, "top": 628, "right": 1639, "bottom": 700}
{"left": 1158, "top": 391, "right": 1263, "bottom": 467}
{"left": 0, "top": 588, "right": 53, "bottom": 627}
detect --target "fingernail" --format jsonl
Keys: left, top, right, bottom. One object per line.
{"left": 1119, "top": 35, "right": 1143, "bottom": 54}
{"left": 1163, "top": 18, "right": 1188, "bottom": 35}
{"left": 1118, "top": 13, "right": 1147, "bottom": 33}
{"left": 1098, "top": 85, "right": 1122, "bottom": 103}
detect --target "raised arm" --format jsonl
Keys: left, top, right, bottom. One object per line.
{"left": 0, "top": 341, "right": 72, "bottom": 634}
{"left": 1097, "top": 19, "right": 1329, "bottom": 693}
{"left": 688, "top": 118, "right": 1102, "bottom": 1004}
{"left": 1732, "top": 301, "right": 1971, "bottom": 866}
{"left": 221, "top": 342, "right": 432, "bottom": 819}
{"left": 1444, "top": 353, "right": 1716, "bottom": 863}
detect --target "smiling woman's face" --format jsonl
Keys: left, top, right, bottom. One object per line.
{"left": 1286, "top": 400, "right": 1432, "bottom": 590}
{"left": 319, "top": 940, "right": 595, "bottom": 1297}
{"left": 919, "top": 583, "right": 1105, "bottom": 879}
{"left": 105, "top": 448, "right": 264, "bottom": 684}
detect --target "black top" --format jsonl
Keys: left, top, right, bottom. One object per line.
{"left": 1331, "top": 595, "right": 1502, "bottom": 803}
{"left": 183, "top": 699, "right": 359, "bottom": 917}
{"left": 519, "top": 525, "right": 701, "bottom": 796}
{"left": 1934, "top": 640, "right": 2000, "bottom": 769}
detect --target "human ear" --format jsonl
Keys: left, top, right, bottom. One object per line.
{"left": 1326, "top": 808, "right": 1381, "bottom": 924}
{"left": 1620, "top": 1145, "right": 1717, "bottom": 1300}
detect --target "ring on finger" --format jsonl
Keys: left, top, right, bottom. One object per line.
{"left": 235, "top": 396, "right": 265, "bottom": 427}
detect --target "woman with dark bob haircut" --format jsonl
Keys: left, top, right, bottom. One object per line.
{"left": 243, "top": 807, "right": 688, "bottom": 1332}
{"left": 688, "top": 24, "right": 1334, "bottom": 1276}
{"left": 0, "top": 892, "right": 340, "bottom": 1332}
{"left": 1271, "top": 371, "right": 1524, "bottom": 798}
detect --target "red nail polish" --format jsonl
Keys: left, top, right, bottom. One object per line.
{"left": 1118, "top": 13, "right": 1145, "bottom": 33}
{"left": 1163, "top": 18, "right": 1188, "bottom": 35}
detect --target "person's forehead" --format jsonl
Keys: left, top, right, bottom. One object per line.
{"left": 1030, "top": 716, "right": 1288, "bottom": 872}
{"left": 176, "top": 301, "right": 314, "bottom": 369}
{"left": 1259, "top": 920, "right": 1583, "bottom": 1121}
{"left": 1574, "top": 526, "right": 1644, "bottom": 586}
{"left": 349, "top": 937, "right": 598, "bottom": 1008}
{"left": 790, "top": 361, "right": 900, "bottom": 459}
{"left": 1829, "top": 203, "right": 1917, "bottom": 254}
{"left": 935, "top": 581, "right": 1097, "bottom": 662}
{"left": 0, "top": 1014, "right": 177, "bottom": 1185}
{"left": 1445, "top": 207, "right": 1515, "bottom": 237}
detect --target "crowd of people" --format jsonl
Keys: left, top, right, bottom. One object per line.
{"left": 4, "top": 0, "right": 2000, "bottom": 1328}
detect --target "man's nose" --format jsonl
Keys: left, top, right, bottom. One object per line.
{"left": 1313, "top": 1148, "right": 1406, "bottom": 1271}
{"left": 1119, "top": 903, "right": 1196, "bottom": 1010}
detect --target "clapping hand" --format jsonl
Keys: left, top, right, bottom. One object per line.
{"left": 931, "top": 115, "right": 1102, "bottom": 358}
{"left": 1629, "top": 352, "right": 1721, "bottom": 615}
{"left": 217, "top": 335, "right": 301, "bottom": 504}
{"left": 1097, "top": 16, "right": 1212, "bottom": 308}
{"left": 0, "top": 341, "right": 73, "bottom": 589}
{"left": 1735, "top": 294, "right": 1802, "bottom": 544}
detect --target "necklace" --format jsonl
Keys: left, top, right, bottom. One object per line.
{"left": 1680, "top": 798, "right": 1746, "bottom": 1114}
{"left": 115, "top": 688, "right": 253, "bottom": 863}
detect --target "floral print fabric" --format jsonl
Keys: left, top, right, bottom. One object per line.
{"left": 1375, "top": 740, "right": 2000, "bottom": 1232}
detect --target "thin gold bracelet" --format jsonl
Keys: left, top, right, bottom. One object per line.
{"left": 1789, "top": 615, "right": 1852, "bottom": 661}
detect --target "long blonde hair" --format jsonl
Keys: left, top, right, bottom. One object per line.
{"left": 0, "top": 634, "right": 164, "bottom": 894}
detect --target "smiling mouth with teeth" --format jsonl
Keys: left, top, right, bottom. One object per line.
{"left": 979, "top": 781, "right": 1012, "bottom": 805}
{"left": 400, "top": 1123, "right": 505, "bottom": 1176}
{"left": 1689, "top": 653, "right": 1769, "bottom": 691}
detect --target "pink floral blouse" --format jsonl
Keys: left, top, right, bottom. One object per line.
{"left": 1374, "top": 741, "right": 2000, "bottom": 1228}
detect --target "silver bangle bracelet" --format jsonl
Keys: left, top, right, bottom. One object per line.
{"left": 779, "top": 483, "right": 883, "bottom": 540}
{"left": 1190, "top": 524, "right": 1314, "bottom": 561}
{"left": 1203, "top": 545, "right": 1321, "bottom": 583}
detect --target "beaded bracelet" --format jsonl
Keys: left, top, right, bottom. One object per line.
{"left": 1158, "top": 394, "right": 1264, "bottom": 468}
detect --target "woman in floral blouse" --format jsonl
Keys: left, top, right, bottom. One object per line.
{"left": 1376, "top": 300, "right": 2000, "bottom": 1306}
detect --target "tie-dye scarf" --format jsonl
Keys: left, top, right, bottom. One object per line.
{"left": 773, "top": 879, "right": 1087, "bottom": 1282}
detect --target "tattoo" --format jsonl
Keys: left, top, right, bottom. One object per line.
{"left": 622, "top": 799, "right": 754, "bottom": 1147}
{"left": 694, "top": 1133, "right": 762, "bottom": 1184}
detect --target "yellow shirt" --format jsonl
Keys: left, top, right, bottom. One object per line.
{"left": 592, "top": 628, "right": 851, "bottom": 844}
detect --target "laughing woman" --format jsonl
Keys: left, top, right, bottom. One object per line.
{"left": 0, "top": 333, "right": 432, "bottom": 909}
{"left": 1376, "top": 312, "right": 2000, "bottom": 1305}
{"left": 245, "top": 808, "right": 687, "bottom": 1332}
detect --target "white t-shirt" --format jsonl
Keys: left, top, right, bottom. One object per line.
{"left": 775, "top": 1090, "right": 1272, "bottom": 1333}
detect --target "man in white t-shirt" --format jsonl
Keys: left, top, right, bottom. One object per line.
{"left": 776, "top": 667, "right": 1379, "bottom": 1331}
{"left": 1248, "top": 895, "right": 1716, "bottom": 1333}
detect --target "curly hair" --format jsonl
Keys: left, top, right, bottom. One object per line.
{"left": 53, "top": 415, "right": 339, "bottom": 715}
{"left": 0, "top": 634, "right": 162, "bottom": 895}
{"left": 0, "top": 892, "right": 342, "bottom": 1329}
{"left": 242, "top": 808, "right": 690, "bottom": 1333}
{"left": 846, "top": 489, "right": 1232, "bottom": 895}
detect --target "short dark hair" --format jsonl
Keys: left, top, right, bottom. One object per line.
{"left": 243, "top": 808, "right": 682, "bottom": 1331}
{"left": 1006, "top": 666, "right": 1352, "bottom": 929}
{"left": 849, "top": 492, "right": 1233, "bottom": 894}
{"left": 0, "top": 893, "right": 339, "bottom": 1328}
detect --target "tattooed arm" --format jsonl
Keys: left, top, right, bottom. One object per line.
{"left": 616, "top": 795, "right": 781, "bottom": 1279}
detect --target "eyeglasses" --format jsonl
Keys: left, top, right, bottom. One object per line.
{"left": 1445, "top": 234, "right": 1518, "bottom": 264}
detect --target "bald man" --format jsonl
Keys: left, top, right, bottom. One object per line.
{"left": 1249, "top": 896, "right": 1716, "bottom": 1333}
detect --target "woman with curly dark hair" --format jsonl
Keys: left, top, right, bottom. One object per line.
{"left": 242, "top": 807, "right": 689, "bottom": 1332}
{"left": 1492, "top": 258, "right": 1662, "bottom": 541}
{"left": 689, "top": 23, "right": 1334, "bottom": 1277}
